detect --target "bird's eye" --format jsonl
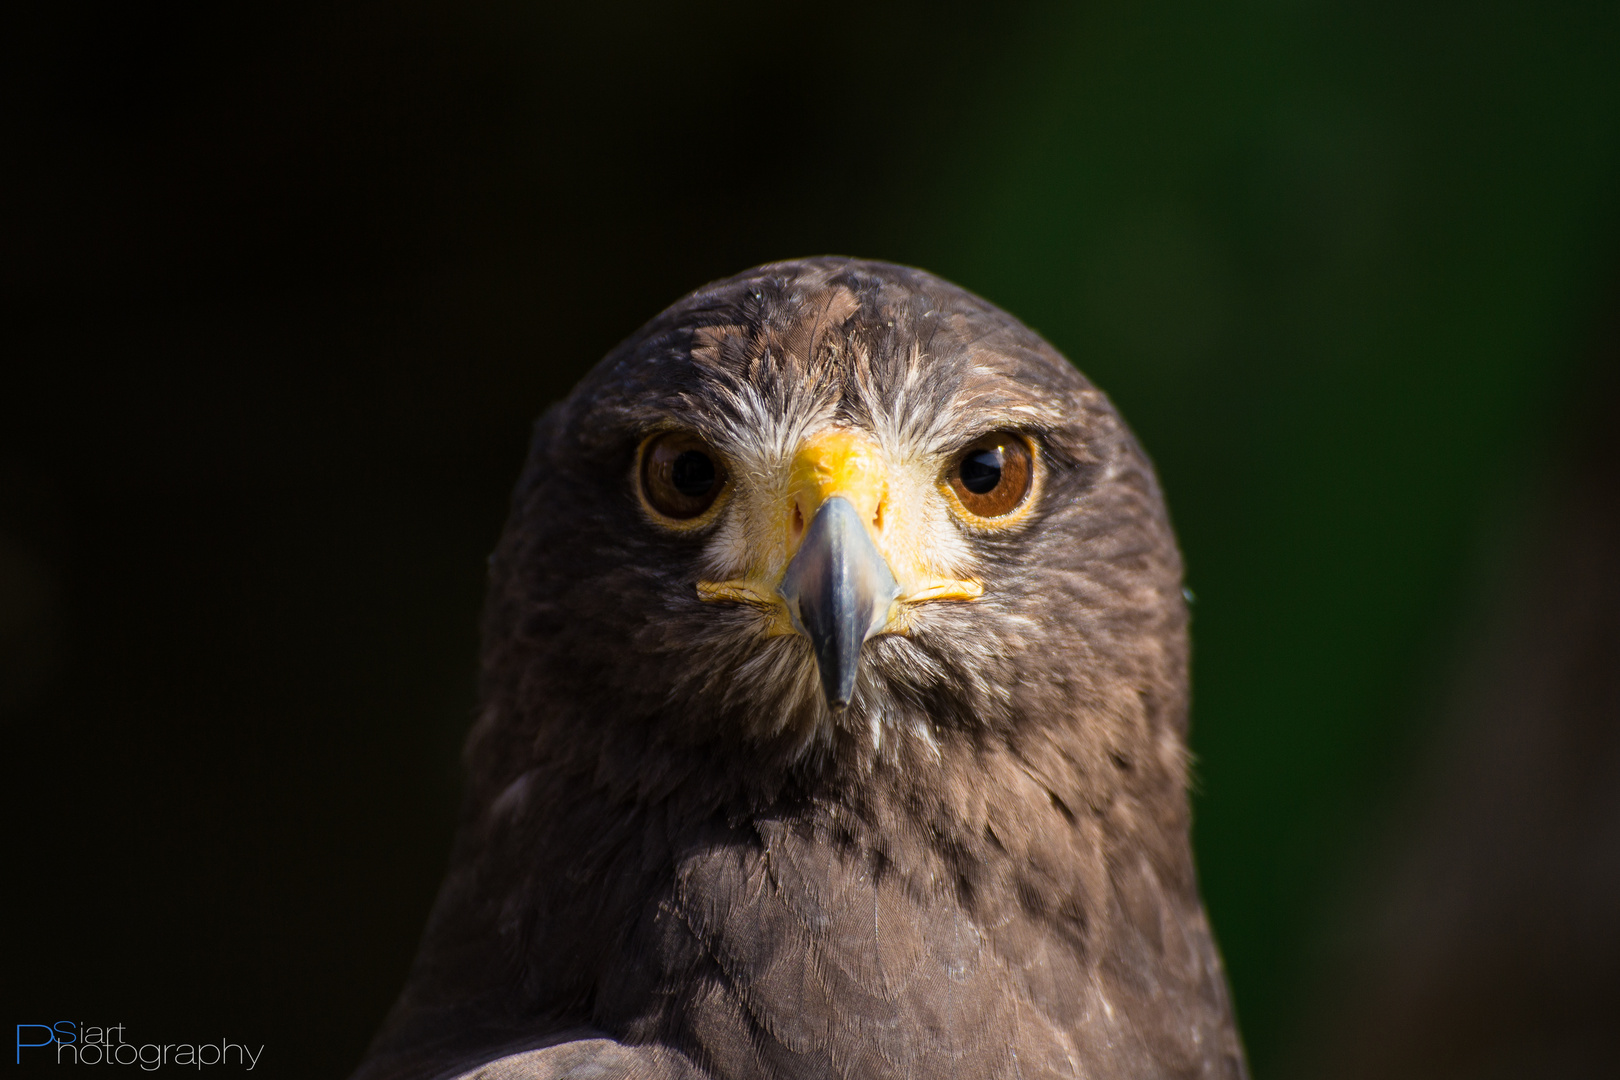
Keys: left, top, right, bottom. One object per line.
{"left": 640, "top": 432, "right": 728, "bottom": 521}
{"left": 948, "top": 433, "right": 1034, "bottom": 519}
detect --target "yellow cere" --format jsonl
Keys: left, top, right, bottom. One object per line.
{"left": 789, "top": 428, "right": 886, "bottom": 530}
{"left": 697, "top": 427, "right": 983, "bottom": 636}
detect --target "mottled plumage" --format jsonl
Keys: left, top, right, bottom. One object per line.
{"left": 354, "top": 258, "right": 1246, "bottom": 1080}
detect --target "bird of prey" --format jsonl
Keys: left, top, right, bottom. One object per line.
{"left": 354, "top": 258, "right": 1247, "bottom": 1080}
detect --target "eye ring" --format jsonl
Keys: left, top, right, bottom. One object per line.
{"left": 637, "top": 432, "right": 730, "bottom": 525}
{"left": 945, "top": 432, "right": 1036, "bottom": 522}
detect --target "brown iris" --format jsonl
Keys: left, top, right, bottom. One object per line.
{"left": 640, "top": 432, "right": 727, "bottom": 520}
{"left": 948, "top": 432, "right": 1033, "bottom": 519}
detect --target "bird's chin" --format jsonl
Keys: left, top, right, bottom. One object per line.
{"left": 663, "top": 615, "right": 967, "bottom": 769}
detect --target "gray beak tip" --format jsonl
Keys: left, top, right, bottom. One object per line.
{"left": 777, "top": 496, "right": 899, "bottom": 716}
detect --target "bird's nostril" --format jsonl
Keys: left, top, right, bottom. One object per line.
{"left": 792, "top": 502, "right": 804, "bottom": 538}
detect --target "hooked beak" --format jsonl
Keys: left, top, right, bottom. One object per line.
{"left": 777, "top": 495, "right": 900, "bottom": 714}
{"left": 695, "top": 427, "right": 982, "bottom": 715}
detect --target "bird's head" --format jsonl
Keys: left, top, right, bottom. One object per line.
{"left": 475, "top": 258, "right": 1187, "bottom": 792}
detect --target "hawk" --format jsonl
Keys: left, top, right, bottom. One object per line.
{"left": 354, "top": 258, "right": 1247, "bottom": 1080}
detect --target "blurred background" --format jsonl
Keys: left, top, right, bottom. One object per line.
{"left": 4, "top": 1, "right": 1617, "bottom": 1076}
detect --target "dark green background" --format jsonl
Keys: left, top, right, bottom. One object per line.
{"left": 4, "top": 2, "right": 1617, "bottom": 1076}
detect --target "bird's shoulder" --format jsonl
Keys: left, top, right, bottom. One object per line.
{"left": 450, "top": 1035, "right": 703, "bottom": 1080}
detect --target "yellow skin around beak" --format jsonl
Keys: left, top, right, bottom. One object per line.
{"left": 696, "top": 429, "right": 982, "bottom": 634}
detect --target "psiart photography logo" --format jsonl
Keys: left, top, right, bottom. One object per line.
{"left": 15, "top": 1023, "right": 264, "bottom": 1071}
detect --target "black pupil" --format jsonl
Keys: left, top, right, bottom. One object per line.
{"left": 670, "top": 450, "right": 716, "bottom": 497}
{"left": 960, "top": 447, "right": 1004, "bottom": 494}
